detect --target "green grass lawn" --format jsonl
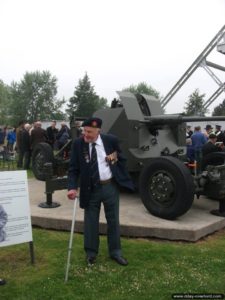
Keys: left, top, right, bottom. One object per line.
{"left": 0, "top": 228, "right": 225, "bottom": 300}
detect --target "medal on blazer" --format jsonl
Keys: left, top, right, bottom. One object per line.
{"left": 83, "top": 150, "right": 90, "bottom": 163}
{"left": 85, "top": 154, "right": 90, "bottom": 163}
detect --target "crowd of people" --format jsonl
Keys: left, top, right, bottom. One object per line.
{"left": 0, "top": 120, "right": 77, "bottom": 170}
{"left": 186, "top": 123, "right": 225, "bottom": 172}
{"left": 0, "top": 126, "right": 16, "bottom": 152}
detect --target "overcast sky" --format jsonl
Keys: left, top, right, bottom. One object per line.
{"left": 0, "top": 0, "right": 224, "bottom": 115}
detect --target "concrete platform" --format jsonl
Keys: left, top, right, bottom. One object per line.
{"left": 28, "top": 179, "right": 225, "bottom": 242}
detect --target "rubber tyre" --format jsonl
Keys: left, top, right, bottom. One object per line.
{"left": 32, "top": 143, "right": 55, "bottom": 181}
{"left": 139, "top": 156, "right": 195, "bottom": 220}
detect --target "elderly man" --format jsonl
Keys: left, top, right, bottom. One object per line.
{"left": 202, "top": 133, "right": 224, "bottom": 157}
{"left": 56, "top": 121, "right": 70, "bottom": 158}
{"left": 19, "top": 123, "right": 31, "bottom": 169}
{"left": 46, "top": 120, "right": 58, "bottom": 148}
{"left": 16, "top": 120, "right": 25, "bottom": 167}
{"left": 30, "top": 121, "right": 47, "bottom": 150}
{"left": 67, "top": 117, "right": 134, "bottom": 266}
{"left": 201, "top": 133, "right": 224, "bottom": 170}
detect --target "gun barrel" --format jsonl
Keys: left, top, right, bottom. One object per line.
{"left": 142, "top": 115, "right": 225, "bottom": 126}
{"left": 182, "top": 116, "right": 225, "bottom": 123}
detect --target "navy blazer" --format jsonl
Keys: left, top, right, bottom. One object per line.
{"left": 68, "top": 133, "right": 134, "bottom": 208}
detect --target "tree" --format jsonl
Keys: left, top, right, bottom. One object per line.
{"left": 212, "top": 99, "right": 225, "bottom": 116}
{"left": 0, "top": 80, "right": 12, "bottom": 125}
{"left": 66, "top": 73, "right": 108, "bottom": 118}
{"left": 183, "top": 89, "right": 208, "bottom": 116}
{"left": 122, "top": 82, "right": 161, "bottom": 99}
{"left": 9, "top": 71, "right": 65, "bottom": 125}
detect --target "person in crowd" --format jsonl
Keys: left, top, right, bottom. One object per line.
{"left": 202, "top": 133, "right": 224, "bottom": 157}
{"left": 67, "top": 117, "right": 134, "bottom": 266}
{"left": 46, "top": 120, "right": 58, "bottom": 148}
{"left": 16, "top": 121, "right": 25, "bottom": 168}
{"left": 201, "top": 133, "right": 224, "bottom": 169}
{"left": 74, "top": 121, "right": 83, "bottom": 138}
{"left": 0, "top": 128, "right": 4, "bottom": 146}
{"left": 191, "top": 126, "right": 207, "bottom": 173}
{"left": 215, "top": 124, "right": 225, "bottom": 145}
{"left": 56, "top": 122, "right": 71, "bottom": 158}
{"left": 7, "top": 128, "right": 16, "bottom": 152}
{"left": 29, "top": 122, "right": 36, "bottom": 136}
{"left": 204, "top": 124, "right": 214, "bottom": 139}
{"left": 186, "top": 125, "right": 193, "bottom": 138}
{"left": 30, "top": 121, "right": 47, "bottom": 150}
{"left": 19, "top": 123, "right": 31, "bottom": 169}
{"left": 186, "top": 138, "right": 195, "bottom": 163}
{"left": 2, "top": 127, "right": 7, "bottom": 145}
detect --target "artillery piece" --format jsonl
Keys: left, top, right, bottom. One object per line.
{"left": 32, "top": 91, "right": 225, "bottom": 219}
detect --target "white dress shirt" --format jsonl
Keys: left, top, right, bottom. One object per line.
{"left": 89, "top": 135, "right": 112, "bottom": 181}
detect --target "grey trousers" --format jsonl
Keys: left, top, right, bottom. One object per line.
{"left": 84, "top": 181, "right": 121, "bottom": 257}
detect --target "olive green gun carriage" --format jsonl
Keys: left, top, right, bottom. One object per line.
{"left": 32, "top": 92, "right": 225, "bottom": 219}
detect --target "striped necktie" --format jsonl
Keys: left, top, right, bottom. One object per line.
{"left": 90, "top": 142, "right": 100, "bottom": 187}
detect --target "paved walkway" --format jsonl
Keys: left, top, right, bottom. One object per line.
{"left": 28, "top": 178, "right": 225, "bottom": 242}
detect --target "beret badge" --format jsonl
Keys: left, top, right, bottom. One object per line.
{"left": 92, "top": 121, "right": 97, "bottom": 127}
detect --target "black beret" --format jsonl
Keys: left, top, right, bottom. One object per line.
{"left": 82, "top": 117, "right": 102, "bottom": 128}
{"left": 216, "top": 124, "right": 221, "bottom": 128}
{"left": 208, "top": 133, "right": 217, "bottom": 139}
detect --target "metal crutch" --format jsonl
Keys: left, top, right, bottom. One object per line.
{"left": 65, "top": 196, "right": 79, "bottom": 282}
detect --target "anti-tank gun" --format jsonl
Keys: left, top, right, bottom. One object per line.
{"left": 93, "top": 91, "right": 225, "bottom": 219}
{"left": 32, "top": 91, "right": 225, "bottom": 219}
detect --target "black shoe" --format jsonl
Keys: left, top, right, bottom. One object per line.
{"left": 86, "top": 256, "right": 96, "bottom": 266}
{"left": 0, "top": 279, "right": 6, "bottom": 286}
{"left": 111, "top": 256, "right": 128, "bottom": 266}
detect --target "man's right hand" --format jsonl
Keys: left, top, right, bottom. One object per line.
{"left": 67, "top": 189, "right": 78, "bottom": 200}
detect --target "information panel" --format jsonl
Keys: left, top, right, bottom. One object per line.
{"left": 0, "top": 171, "right": 33, "bottom": 247}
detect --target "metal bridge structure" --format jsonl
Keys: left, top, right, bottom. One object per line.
{"left": 161, "top": 25, "right": 225, "bottom": 110}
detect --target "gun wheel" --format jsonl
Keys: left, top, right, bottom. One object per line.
{"left": 32, "top": 143, "right": 55, "bottom": 181}
{"left": 139, "top": 156, "right": 194, "bottom": 220}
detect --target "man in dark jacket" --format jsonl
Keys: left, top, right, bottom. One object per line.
{"left": 46, "top": 120, "right": 58, "bottom": 148}
{"left": 67, "top": 117, "right": 134, "bottom": 266}
{"left": 30, "top": 121, "right": 47, "bottom": 150}
{"left": 201, "top": 133, "right": 225, "bottom": 170}
{"left": 16, "top": 120, "right": 25, "bottom": 167}
{"left": 202, "top": 133, "right": 223, "bottom": 157}
{"left": 56, "top": 122, "right": 71, "bottom": 158}
{"left": 0, "top": 128, "right": 5, "bottom": 145}
{"left": 19, "top": 123, "right": 31, "bottom": 169}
